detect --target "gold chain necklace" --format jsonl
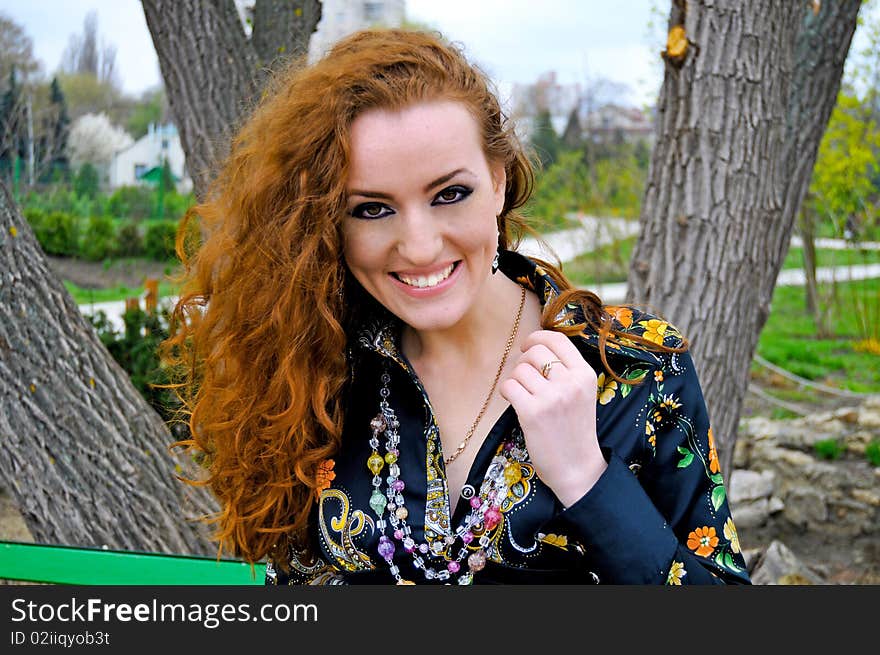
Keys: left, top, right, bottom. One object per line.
{"left": 444, "top": 284, "right": 527, "bottom": 466}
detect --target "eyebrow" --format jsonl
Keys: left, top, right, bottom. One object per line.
{"left": 347, "top": 168, "right": 473, "bottom": 200}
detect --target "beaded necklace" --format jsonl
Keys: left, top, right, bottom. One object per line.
{"left": 366, "top": 366, "right": 528, "bottom": 584}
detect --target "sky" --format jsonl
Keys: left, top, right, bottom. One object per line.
{"left": 2, "top": 1, "right": 878, "bottom": 109}
{"left": 2, "top": 0, "right": 667, "bottom": 106}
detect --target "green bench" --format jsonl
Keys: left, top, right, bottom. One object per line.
{"left": 0, "top": 541, "right": 266, "bottom": 585}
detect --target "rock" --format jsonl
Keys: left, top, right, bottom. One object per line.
{"left": 782, "top": 488, "right": 827, "bottom": 527}
{"left": 858, "top": 406, "right": 880, "bottom": 428}
{"left": 729, "top": 469, "right": 775, "bottom": 503}
{"left": 851, "top": 489, "right": 880, "bottom": 507}
{"left": 768, "top": 497, "right": 785, "bottom": 514}
{"left": 750, "top": 540, "right": 826, "bottom": 585}
{"left": 730, "top": 500, "right": 769, "bottom": 530}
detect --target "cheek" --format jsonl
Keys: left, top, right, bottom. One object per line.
{"left": 341, "top": 222, "right": 370, "bottom": 269}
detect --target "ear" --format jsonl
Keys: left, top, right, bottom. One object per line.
{"left": 490, "top": 161, "right": 507, "bottom": 216}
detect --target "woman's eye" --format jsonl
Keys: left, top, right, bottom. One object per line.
{"left": 351, "top": 203, "right": 394, "bottom": 220}
{"left": 433, "top": 185, "right": 472, "bottom": 205}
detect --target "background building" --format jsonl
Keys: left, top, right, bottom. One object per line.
{"left": 108, "top": 123, "right": 192, "bottom": 192}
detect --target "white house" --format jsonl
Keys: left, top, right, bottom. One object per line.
{"left": 108, "top": 123, "right": 192, "bottom": 193}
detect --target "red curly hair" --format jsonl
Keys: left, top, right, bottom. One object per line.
{"left": 161, "top": 28, "right": 685, "bottom": 566}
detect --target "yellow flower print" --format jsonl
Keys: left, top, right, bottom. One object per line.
{"left": 660, "top": 394, "right": 681, "bottom": 411}
{"left": 645, "top": 420, "right": 656, "bottom": 448}
{"left": 638, "top": 319, "right": 669, "bottom": 345}
{"left": 708, "top": 427, "right": 720, "bottom": 474}
{"left": 666, "top": 561, "right": 686, "bottom": 585}
{"left": 723, "top": 517, "right": 741, "bottom": 553}
{"left": 539, "top": 533, "right": 569, "bottom": 549}
{"left": 605, "top": 305, "right": 633, "bottom": 328}
{"left": 652, "top": 394, "right": 682, "bottom": 422}
{"left": 654, "top": 370, "right": 664, "bottom": 382}
{"left": 315, "top": 459, "right": 336, "bottom": 499}
{"left": 687, "top": 526, "right": 719, "bottom": 557}
{"left": 596, "top": 372, "right": 618, "bottom": 405}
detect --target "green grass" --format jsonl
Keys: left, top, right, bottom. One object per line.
{"left": 561, "top": 238, "right": 880, "bottom": 287}
{"left": 65, "top": 280, "right": 180, "bottom": 305}
{"left": 755, "top": 277, "right": 880, "bottom": 394}
{"left": 562, "top": 236, "right": 636, "bottom": 286}
{"left": 782, "top": 246, "right": 880, "bottom": 270}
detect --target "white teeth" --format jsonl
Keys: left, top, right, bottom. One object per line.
{"left": 398, "top": 263, "right": 455, "bottom": 288}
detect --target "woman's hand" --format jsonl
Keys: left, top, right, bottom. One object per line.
{"left": 498, "top": 329, "right": 607, "bottom": 507}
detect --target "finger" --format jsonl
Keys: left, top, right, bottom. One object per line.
{"left": 508, "top": 360, "right": 549, "bottom": 395}
{"left": 499, "top": 376, "right": 536, "bottom": 409}
{"left": 519, "top": 344, "right": 567, "bottom": 381}
{"left": 518, "top": 343, "right": 556, "bottom": 369}
{"left": 521, "top": 329, "right": 586, "bottom": 370}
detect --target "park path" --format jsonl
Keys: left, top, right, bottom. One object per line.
{"left": 78, "top": 216, "right": 880, "bottom": 330}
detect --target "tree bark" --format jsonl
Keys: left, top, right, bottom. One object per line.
{"left": 141, "top": 0, "right": 322, "bottom": 200}
{"left": 252, "top": 1, "right": 322, "bottom": 66}
{"left": 626, "top": 0, "right": 862, "bottom": 478}
{"left": 0, "top": 183, "right": 217, "bottom": 555}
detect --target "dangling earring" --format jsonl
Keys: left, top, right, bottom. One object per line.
{"left": 491, "top": 220, "right": 502, "bottom": 274}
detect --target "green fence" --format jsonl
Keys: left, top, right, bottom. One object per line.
{"left": 0, "top": 541, "right": 265, "bottom": 585}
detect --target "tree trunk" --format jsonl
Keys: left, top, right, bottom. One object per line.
{"left": 141, "top": 0, "right": 322, "bottom": 200}
{"left": 797, "top": 205, "right": 828, "bottom": 336}
{"left": 626, "top": 0, "right": 862, "bottom": 478}
{"left": 0, "top": 183, "right": 217, "bottom": 555}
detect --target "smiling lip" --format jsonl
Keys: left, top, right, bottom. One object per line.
{"left": 390, "top": 261, "right": 461, "bottom": 295}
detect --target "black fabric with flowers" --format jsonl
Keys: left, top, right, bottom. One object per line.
{"left": 265, "top": 250, "right": 751, "bottom": 585}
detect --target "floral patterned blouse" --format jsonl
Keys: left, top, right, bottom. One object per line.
{"left": 266, "top": 250, "right": 751, "bottom": 585}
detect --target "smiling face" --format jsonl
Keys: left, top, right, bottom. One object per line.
{"left": 342, "top": 100, "right": 506, "bottom": 334}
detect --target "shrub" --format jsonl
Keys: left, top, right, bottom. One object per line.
{"left": 116, "top": 221, "right": 144, "bottom": 257}
{"left": 80, "top": 215, "right": 116, "bottom": 261}
{"left": 73, "top": 163, "right": 100, "bottom": 199}
{"left": 23, "top": 207, "right": 47, "bottom": 235}
{"left": 813, "top": 438, "right": 844, "bottom": 460}
{"left": 37, "top": 211, "right": 81, "bottom": 256}
{"left": 162, "top": 190, "right": 196, "bottom": 222}
{"left": 108, "top": 185, "right": 154, "bottom": 219}
{"left": 144, "top": 220, "right": 179, "bottom": 261}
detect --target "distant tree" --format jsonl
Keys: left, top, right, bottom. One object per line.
{"left": 126, "top": 86, "right": 169, "bottom": 139}
{"left": 67, "top": 112, "right": 133, "bottom": 174}
{"left": 73, "top": 162, "right": 99, "bottom": 199}
{"left": 55, "top": 72, "right": 124, "bottom": 122}
{"left": 0, "top": 68, "right": 25, "bottom": 189}
{"left": 529, "top": 109, "right": 562, "bottom": 169}
{"left": 41, "top": 77, "right": 71, "bottom": 181}
{"left": 0, "top": 11, "right": 41, "bottom": 82}
{"left": 60, "top": 10, "right": 119, "bottom": 88}
{"left": 626, "top": 0, "right": 863, "bottom": 477}
{"left": 560, "top": 106, "right": 583, "bottom": 151}
{"left": 527, "top": 149, "right": 590, "bottom": 229}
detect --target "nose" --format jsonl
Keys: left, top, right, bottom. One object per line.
{"left": 394, "top": 207, "right": 443, "bottom": 266}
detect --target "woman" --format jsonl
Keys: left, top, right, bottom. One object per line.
{"left": 163, "top": 28, "right": 750, "bottom": 585}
